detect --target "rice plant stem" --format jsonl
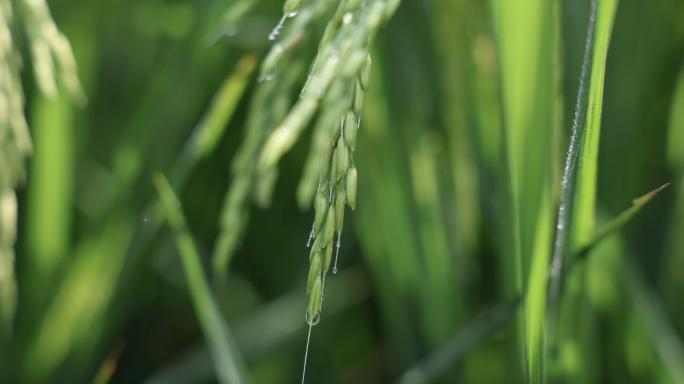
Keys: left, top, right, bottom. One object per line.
{"left": 546, "top": 0, "right": 597, "bottom": 355}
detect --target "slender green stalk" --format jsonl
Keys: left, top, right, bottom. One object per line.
{"left": 121, "top": 51, "right": 259, "bottom": 287}
{"left": 397, "top": 299, "right": 520, "bottom": 384}
{"left": 495, "top": 0, "right": 562, "bottom": 380}
{"left": 547, "top": 0, "right": 618, "bottom": 360}
{"left": 546, "top": 1, "right": 619, "bottom": 381}
{"left": 153, "top": 173, "right": 252, "bottom": 384}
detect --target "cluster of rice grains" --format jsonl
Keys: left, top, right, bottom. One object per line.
{"left": 303, "top": 98, "right": 361, "bottom": 326}
{"left": 213, "top": 0, "right": 397, "bottom": 379}
{"left": 260, "top": 0, "right": 397, "bottom": 381}
{"left": 262, "top": 0, "right": 397, "bottom": 330}
{"left": 0, "top": 0, "right": 84, "bottom": 335}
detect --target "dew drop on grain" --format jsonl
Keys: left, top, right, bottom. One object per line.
{"left": 305, "top": 312, "right": 320, "bottom": 326}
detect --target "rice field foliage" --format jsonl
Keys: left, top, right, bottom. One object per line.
{"left": 1, "top": 0, "right": 684, "bottom": 383}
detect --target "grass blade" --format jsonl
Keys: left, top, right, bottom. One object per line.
{"left": 169, "top": 52, "right": 260, "bottom": 185}
{"left": 22, "top": 210, "right": 135, "bottom": 383}
{"left": 153, "top": 173, "right": 252, "bottom": 384}
{"left": 210, "top": 59, "right": 303, "bottom": 280}
{"left": 117, "top": 51, "right": 259, "bottom": 290}
{"left": 25, "top": 93, "right": 75, "bottom": 281}
{"left": 495, "top": 0, "right": 562, "bottom": 380}
{"left": 143, "top": 267, "right": 372, "bottom": 384}
{"left": 570, "top": 0, "right": 620, "bottom": 249}
{"left": 396, "top": 299, "right": 520, "bottom": 384}
{"left": 547, "top": 0, "right": 596, "bottom": 340}
{"left": 575, "top": 183, "right": 669, "bottom": 260}
{"left": 546, "top": 0, "right": 618, "bottom": 364}
{"left": 622, "top": 259, "right": 684, "bottom": 384}
{"left": 185, "top": 52, "right": 259, "bottom": 160}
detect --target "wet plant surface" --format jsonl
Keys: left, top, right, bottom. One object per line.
{"left": 2, "top": 0, "right": 684, "bottom": 383}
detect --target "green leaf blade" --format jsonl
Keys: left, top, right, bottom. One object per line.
{"left": 571, "top": 0, "right": 620, "bottom": 250}
{"left": 495, "top": 0, "right": 563, "bottom": 381}
{"left": 546, "top": 0, "right": 619, "bottom": 379}
{"left": 153, "top": 173, "right": 252, "bottom": 384}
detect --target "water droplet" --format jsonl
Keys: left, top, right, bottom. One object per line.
{"left": 333, "top": 234, "right": 341, "bottom": 273}
{"left": 343, "top": 12, "right": 353, "bottom": 24}
{"left": 305, "top": 312, "right": 320, "bottom": 326}
{"left": 257, "top": 71, "right": 277, "bottom": 83}
{"left": 287, "top": 8, "right": 299, "bottom": 17}
{"left": 268, "top": 14, "right": 288, "bottom": 41}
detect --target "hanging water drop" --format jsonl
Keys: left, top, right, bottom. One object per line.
{"left": 270, "top": 0, "right": 300, "bottom": 41}
{"left": 257, "top": 71, "right": 277, "bottom": 83}
{"left": 268, "top": 14, "right": 287, "bottom": 40}
{"left": 305, "top": 311, "right": 320, "bottom": 326}
{"left": 333, "top": 236, "right": 341, "bottom": 273}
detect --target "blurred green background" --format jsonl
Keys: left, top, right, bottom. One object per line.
{"left": 1, "top": 0, "right": 684, "bottom": 383}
